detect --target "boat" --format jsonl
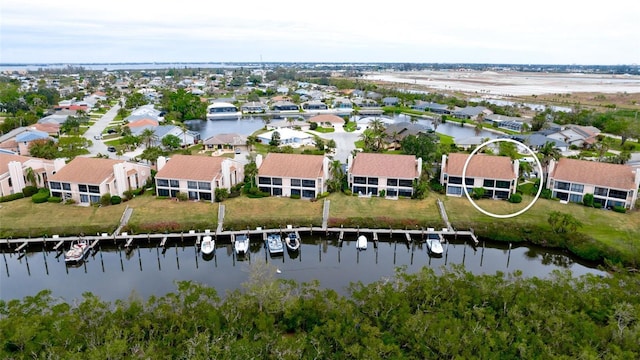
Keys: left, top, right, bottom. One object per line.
{"left": 200, "top": 235, "right": 215, "bottom": 255}
{"left": 356, "top": 235, "right": 367, "bottom": 250}
{"left": 206, "top": 102, "right": 241, "bottom": 120}
{"left": 285, "top": 232, "right": 301, "bottom": 252}
{"left": 426, "top": 233, "right": 444, "bottom": 256}
{"left": 64, "top": 238, "right": 90, "bottom": 263}
{"left": 266, "top": 234, "right": 284, "bottom": 255}
{"left": 234, "top": 234, "right": 249, "bottom": 256}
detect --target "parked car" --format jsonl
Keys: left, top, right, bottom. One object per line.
{"left": 107, "top": 146, "right": 116, "bottom": 152}
{"left": 107, "top": 129, "right": 117, "bottom": 134}
{"left": 235, "top": 148, "right": 241, "bottom": 154}
{"left": 94, "top": 134, "right": 102, "bottom": 140}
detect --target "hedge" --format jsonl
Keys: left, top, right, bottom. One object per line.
{"left": 22, "top": 186, "right": 38, "bottom": 197}
{"left": 32, "top": 189, "right": 50, "bottom": 203}
{"left": 47, "top": 196, "right": 63, "bottom": 203}
{"left": 0, "top": 192, "right": 24, "bottom": 203}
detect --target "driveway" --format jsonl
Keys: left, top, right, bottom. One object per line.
{"left": 84, "top": 104, "right": 121, "bottom": 158}
{"left": 310, "top": 125, "right": 364, "bottom": 163}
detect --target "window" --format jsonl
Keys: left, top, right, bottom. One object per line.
{"left": 198, "top": 182, "right": 211, "bottom": 190}
{"left": 387, "top": 178, "right": 398, "bottom": 186}
{"left": 353, "top": 186, "right": 366, "bottom": 195}
{"left": 555, "top": 181, "right": 570, "bottom": 191}
{"left": 291, "top": 189, "right": 301, "bottom": 196}
{"left": 353, "top": 176, "right": 366, "bottom": 184}
{"left": 483, "top": 179, "right": 495, "bottom": 188}
{"left": 88, "top": 185, "right": 100, "bottom": 194}
{"left": 594, "top": 187, "right": 608, "bottom": 196}
{"left": 89, "top": 195, "right": 100, "bottom": 204}
{"left": 52, "top": 191, "right": 62, "bottom": 198}
{"left": 609, "top": 189, "right": 628, "bottom": 200}
{"left": 78, "top": 184, "right": 87, "bottom": 192}
{"left": 273, "top": 187, "right": 283, "bottom": 196}
{"left": 367, "top": 187, "right": 377, "bottom": 195}
{"left": 50, "top": 182, "right": 61, "bottom": 190}
{"left": 465, "top": 178, "right": 474, "bottom": 186}
{"left": 496, "top": 180, "right": 510, "bottom": 189}
{"left": 447, "top": 186, "right": 462, "bottom": 195}
{"left": 170, "top": 189, "right": 179, "bottom": 197}
{"left": 570, "top": 183, "right": 584, "bottom": 193}
{"left": 449, "top": 176, "right": 462, "bottom": 184}
{"left": 272, "top": 178, "right": 282, "bottom": 186}
{"left": 80, "top": 194, "right": 89, "bottom": 203}
{"left": 302, "top": 179, "right": 315, "bottom": 188}
{"left": 200, "top": 192, "right": 212, "bottom": 201}
{"left": 188, "top": 181, "right": 197, "bottom": 189}
{"left": 157, "top": 179, "right": 169, "bottom": 187}
{"left": 569, "top": 194, "right": 583, "bottom": 203}
{"left": 258, "top": 177, "right": 271, "bottom": 185}
{"left": 398, "top": 189, "right": 413, "bottom": 197}
{"left": 169, "top": 180, "right": 179, "bottom": 187}
{"left": 62, "top": 183, "right": 71, "bottom": 191}
{"left": 291, "top": 179, "right": 301, "bottom": 187}
{"left": 495, "top": 190, "right": 510, "bottom": 199}
{"left": 188, "top": 191, "right": 198, "bottom": 200}
{"left": 158, "top": 188, "right": 170, "bottom": 197}
{"left": 399, "top": 179, "right": 413, "bottom": 187}
{"left": 554, "top": 191, "right": 569, "bottom": 201}
{"left": 367, "top": 177, "right": 378, "bottom": 185}
{"left": 302, "top": 189, "right": 316, "bottom": 198}
{"left": 387, "top": 189, "right": 398, "bottom": 197}
{"left": 259, "top": 187, "right": 269, "bottom": 193}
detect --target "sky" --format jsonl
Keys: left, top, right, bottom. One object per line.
{"left": 1, "top": 0, "right": 639, "bottom": 65}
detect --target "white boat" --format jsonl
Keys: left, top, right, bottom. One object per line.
{"left": 234, "top": 234, "right": 249, "bottom": 255}
{"left": 64, "top": 239, "right": 90, "bottom": 263}
{"left": 200, "top": 235, "right": 215, "bottom": 255}
{"left": 206, "top": 102, "right": 241, "bottom": 120}
{"left": 266, "top": 234, "right": 284, "bottom": 255}
{"left": 426, "top": 233, "right": 444, "bottom": 256}
{"left": 285, "top": 232, "right": 301, "bottom": 252}
{"left": 356, "top": 235, "right": 367, "bottom": 250}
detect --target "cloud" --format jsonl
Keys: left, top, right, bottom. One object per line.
{"left": 1, "top": 0, "right": 639, "bottom": 64}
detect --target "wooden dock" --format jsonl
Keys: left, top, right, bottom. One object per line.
{"left": 0, "top": 226, "right": 478, "bottom": 250}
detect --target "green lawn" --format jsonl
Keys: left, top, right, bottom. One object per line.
{"left": 437, "top": 133, "right": 454, "bottom": 145}
{"left": 314, "top": 126, "right": 335, "bottom": 133}
{"left": 343, "top": 122, "right": 357, "bottom": 132}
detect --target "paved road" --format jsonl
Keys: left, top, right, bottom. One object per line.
{"left": 309, "top": 124, "right": 364, "bottom": 163}
{"left": 84, "top": 104, "right": 121, "bottom": 158}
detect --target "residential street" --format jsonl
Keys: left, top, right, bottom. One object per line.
{"left": 84, "top": 104, "right": 120, "bottom": 158}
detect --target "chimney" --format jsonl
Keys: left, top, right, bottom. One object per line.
{"left": 347, "top": 153, "right": 354, "bottom": 172}
{"left": 221, "top": 159, "right": 231, "bottom": 189}
{"left": 416, "top": 157, "right": 423, "bottom": 178}
{"left": 53, "top": 158, "right": 66, "bottom": 172}
{"left": 323, "top": 156, "right": 330, "bottom": 181}
{"left": 157, "top": 156, "right": 167, "bottom": 171}
{"left": 439, "top": 154, "right": 448, "bottom": 184}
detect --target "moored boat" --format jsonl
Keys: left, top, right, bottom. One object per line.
{"left": 64, "top": 239, "right": 90, "bottom": 263}
{"left": 356, "top": 235, "right": 367, "bottom": 250}
{"left": 266, "top": 234, "right": 284, "bottom": 255}
{"left": 201, "top": 235, "right": 215, "bottom": 255}
{"left": 285, "top": 232, "right": 301, "bottom": 252}
{"left": 234, "top": 234, "right": 249, "bottom": 256}
{"left": 426, "top": 233, "right": 444, "bottom": 256}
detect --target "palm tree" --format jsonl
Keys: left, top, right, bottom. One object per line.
{"left": 538, "top": 141, "right": 561, "bottom": 176}
{"left": 246, "top": 135, "right": 257, "bottom": 152}
{"left": 139, "top": 128, "right": 158, "bottom": 148}
{"left": 24, "top": 167, "right": 40, "bottom": 187}
{"left": 327, "top": 160, "right": 344, "bottom": 193}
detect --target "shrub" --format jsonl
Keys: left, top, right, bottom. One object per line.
{"left": 541, "top": 189, "right": 552, "bottom": 199}
{"left": 343, "top": 189, "right": 353, "bottom": 196}
{"left": 47, "top": 196, "right": 62, "bottom": 203}
{"left": 133, "top": 188, "right": 145, "bottom": 196}
{"left": 583, "top": 193, "right": 594, "bottom": 207}
{"left": 100, "top": 193, "right": 112, "bottom": 206}
{"left": 471, "top": 187, "right": 485, "bottom": 200}
{"left": 176, "top": 192, "right": 188, "bottom": 201}
{"left": 508, "top": 193, "right": 523, "bottom": 203}
{"left": 32, "top": 189, "right": 50, "bottom": 203}
{"left": 215, "top": 188, "right": 229, "bottom": 202}
{"left": 290, "top": 194, "right": 301, "bottom": 199}
{"left": 594, "top": 202, "right": 603, "bottom": 209}
{"left": 429, "top": 181, "right": 444, "bottom": 194}
{"left": 111, "top": 195, "right": 122, "bottom": 205}
{"left": 378, "top": 189, "right": 386, "bottom": 197}
{"left": 612, "top": 205, "right": 627, "bottom": 213}
{"left": 317, "top": 192, "right": 330, "bottom": 199}
{"left": 0, "top": 192, "right": 25, "bottom": 203}
{"left": 22, "top": 186, "right": 38, "bottom": 197}
{"left": 309, "top": 121, "right": 318, "bottom": 130}
{"left": 123, "top": 190, "right": 134, "bottom": 200}
{"left": 65, "top": 199, "right": 76, "bottom": 205}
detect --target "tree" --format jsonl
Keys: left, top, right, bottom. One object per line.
{"left": 215, "top": 188, "right": 229, "bottom": 202}
{"left": 24, "top": 167, "right": 40, "bottom": 187}
{"left": 583, "top": 193, "right": 595, "bottom": 207}
{"left": 326, "top": 139, "right": 337, "bottom": 153}
{"left": 243, "top": 155, "right": 258, "bottom": 186}
{"left": 246, "top": 135, "right": 257, "bottom": 152}
{"left": 498, "top": 141, "right": 518, "bottom": 160}
{"left": 538, "top": 141, "right": 560, "bottom": 175}
{"left": 140, "top": 146, "right": 165, "bottom": 166}
{"left": 314, "top": 135, "right": 325, "bottom": 151}
{"left": 161, "top": 89, "right": 207, "bottom": 120}
{"left": 28, "top": 139, "right": 59, "bottom": 159}
{"left": 269, "top": 131, "right": 281, "bottom": 147}
{"left": 125, "top": 92, "right": 148, "bottom": 109}
{"left": 139, "top": 128, "right": 158, "bottom": 148}
{"left": 531, "top": 112, "right": 548, "bottom": 131}
{"left": 327, "top": 160, "right": 344, "bottom": 193}
{"left": 161, "top": 134, "right": 181, "bottom": 151}
{"left": 547, "top": 211, "right": 582, "bottom": 234}
{"left": 400, "top": 133, "right": 438, "bottom": 164}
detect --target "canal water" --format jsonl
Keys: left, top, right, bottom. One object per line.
{"left": 187, "top": 114, "right": 499, "bottom": 142}
{"left": 1, "top": 234, "right": 606, "bottom": 302}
